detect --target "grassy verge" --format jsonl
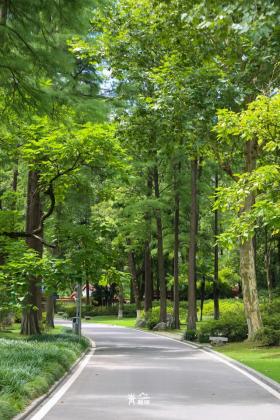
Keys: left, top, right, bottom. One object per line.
{"left": 0, "top": 327, "right": 89, "bottom": 420}
{"left": 216, "top": 342, "right": 280, "bottom": 383}
{"left": 84, "top": 315, "right": 136, "bottom": 328}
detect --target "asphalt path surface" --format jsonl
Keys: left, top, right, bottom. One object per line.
{"left": 28, "top": 322, "right": 280, "bottom": 420}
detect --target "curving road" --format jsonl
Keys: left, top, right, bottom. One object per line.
{"left": 28, "top": 322, "right": 280, "bottom": 420}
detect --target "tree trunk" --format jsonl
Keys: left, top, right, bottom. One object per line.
{"left": 213, "top": 173, "right": 220, "bottom": 320}
{"left": 173, "top": 172, "right": 180, "bottom": 329}
{"left": 154, "top": 166, "right": 166, "bottom": 323}
{"left": 187, "top": 159, "right": 198, "bottom": 330}
{"left": 144, "top": 173, "right": 153, "bottom": 314}
{"left": 46, "top": 295, "right": 55, "bottom": 328}
{"left": 118, "top": 283, "right": 124, "bottom": 319}
{"left": 264, "top": 227, "right": 272, "bottom": 302}
{"left": 86, "top": 278, "right": 90, "bottom": 306}
{"left": 240, "top": 140, "right": 262, "bottom": 339}
{"left": 127, "top": 245, "right": 141, "bottom": 318}
{"left": 144, "top": 241, "right": 152, "bottom": 313}
{"left": 21, "top": 171, "right": 42, "bottom": 335}
{"left": 200, "top": 275, "right": 206, "bottom": 321}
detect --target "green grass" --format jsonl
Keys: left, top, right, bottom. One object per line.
{"left": 0, "top": 324, "right": 65, "bottom": 340}
{"left": 0, "top": 328, "right": 89, "bottom": 420}
{"left": 216, "top": 342, "right": 280, "bottom": 383}
{"left": 85, "top": 315, "right": 137, "bottom": 328}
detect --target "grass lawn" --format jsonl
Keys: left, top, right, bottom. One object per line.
{"left": 84, "top": 315, "right": 137, "bottom": 328}
{"left": 216, "top": 342, "right": 280, "bottom": 384}
{"left": 0, "top": 327, "right": 89, "bottom": 420}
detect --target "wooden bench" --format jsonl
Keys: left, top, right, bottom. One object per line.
{"left": 209, "top": 336, "right": 228, "bottom": 345}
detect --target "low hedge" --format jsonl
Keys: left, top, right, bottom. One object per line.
{"left": 197, "top": 312, "right": 248, "bottom": 342}
{"left": 0, "top": 331, "right": 89, "bottom": 420}
{"left": 57, "top": 303, "right": 138, "bottom": 319}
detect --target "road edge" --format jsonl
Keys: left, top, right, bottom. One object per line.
{"left": 13, "top": 336, "right": 95, "bottom": 420}
{"left": 142, "top": 328, "right": 280, "bottom": 395}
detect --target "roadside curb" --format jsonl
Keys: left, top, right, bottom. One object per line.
{"left": 202, "top": 344, "right": 280, "bottom": 394}
{"left": 134, "top": 327, "right": 280, "bottom": 395}
{"left": 14, "top": 336, "right": 95, "bottom": 420}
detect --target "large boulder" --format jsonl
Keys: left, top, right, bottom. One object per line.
{"left": 153, "top": 322, "right": 167, "bottom": 331}
{"left": 135, "top": 319, "right": 146, "bottom": 328}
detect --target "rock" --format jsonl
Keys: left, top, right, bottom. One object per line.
{"left": 135, "top": 319, "right": 146, "bottom": 328}
{"left": 153, "top": 322, "right": 167, "bottom": 331}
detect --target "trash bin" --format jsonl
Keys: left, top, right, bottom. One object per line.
{"left": 72, "top": 317, "right": 79, "bottom": 334}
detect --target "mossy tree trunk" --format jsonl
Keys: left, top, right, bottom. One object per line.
{"left": 240, "top": 140, "right": 262, "bottom": 340}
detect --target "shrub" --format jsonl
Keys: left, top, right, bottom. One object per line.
{"left": 253, "top": 327, "right": 280, "bottom": 347}
{"left": 183, "top": 329, "right": 197, "bottom": 341}
{"left": 197, "top": 332, "right": 210, "bottom": 343}
{"left": 198, "top": 312, "right": 247, "bottom": 342}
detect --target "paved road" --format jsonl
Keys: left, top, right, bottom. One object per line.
{"left": 29, "top": 323, "right": 280, "bottom": 420}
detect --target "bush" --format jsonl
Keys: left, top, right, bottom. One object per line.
{"left": 198, "top": 312, "right": 248, "bottom": 342}
{"left": 183, "top": 329, "right": 197, "bottom": 341}
{"left": 201, "top": 299, "right": 244, "bottom": 318}
{"left": 253, "top": 327, "right": 280, "bottom": 347}
{"left": 197, "top": 332, "right": 210, "bottom": 343}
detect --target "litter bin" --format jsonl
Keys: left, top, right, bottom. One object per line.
{"left": 72, "top": 317, "right": 79, "bottom": 334}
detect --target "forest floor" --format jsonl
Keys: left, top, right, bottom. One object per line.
{"left": 84, "top": 316, "right": 280, "bottom": 384}
{"left": 0, "top": 325, "right": 90, "bottom": 420}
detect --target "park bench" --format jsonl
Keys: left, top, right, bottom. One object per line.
{"left": 84, "top": 316, "right": 91, "bottom": 320}
{"left": 209, "top": 336, "right": 228, "bottom": 346}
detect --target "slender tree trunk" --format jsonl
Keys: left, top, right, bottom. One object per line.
{"left": 213, "top": 173, "right": 220, "bottom": 320}
{"left": 130, "top": 278, "right": 135, "bottom": 304}
{"left": 200, "top": 275, "right": 206, "bottom": 321}
{"left": 144, "top": 241, "right": 152, "bottom": 313}
{"left": 118, "top": 283, "right": 124, "bottom": 319}
{"left": 86, "top": 278, "right": 90, "bottom": 306}
{"left": 264, "top": 227, "right": 272, "bottom": 302}
{"left": 240, "top": 140, "right": 262, "bottom": 339}
{"left": 173, "top": 170, "right": 180, "bottom": 329}
{"left": 12, "top": 166, "right": 19, "bottom": 193}
{"left": 154, "top": 166, "right": 166, "bottom": 323}
{"left": 46, "top": 295, "right": 55, "bottom": 328}
{"left": 127, "top": 244, "right": 141, "bottom": 319}
{"left": 188, "top": 159, "right": 198, "bottom": 330}
{"left": 21, "top": 171, "right": 42, "bottom": 335}
{"left": 144, "top": 173, "right": 153, "bottom": 314}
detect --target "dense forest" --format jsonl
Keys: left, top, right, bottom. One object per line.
{"left": 0, "top": 0, "right": 280, "bottom": 342}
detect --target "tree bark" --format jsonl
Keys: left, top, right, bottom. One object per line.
{"left": 213, "top": 173, "right": 220, "bottom": 320}
{"left": 200, "top": 275, "right": 206, "bottom": 321}
{"left": 127, "top": 244, "right": 141, "bottom": 318}
{"left": 264, "top": 227, "right": 272, "bottom": 302}
{"left": 144, "top": 241, "right": 152, "bottom": 313}
{"left": 46, "top": 295, "right": 55, "bottom": 328}
{"left": 187, "top": 159, "right": 198, "bottom": 330}
{"left": 240, "top": 140, "right": 262, "bottom": 339}
{"left": 118, "top": 283, "right": 124, "bottom": 319}
{"left": 86, "top": 278, "right": 90, "bottom": 305}
{"left": 154, "top": 166, "right": 166, "bottom": 323}
{"left": 21, "top": 171, "right": 42, "bottom": 335}
{"left": 144, "top": 173, "right": 153, "bottom": 314}
{"left": 173, "top": 174, "right": 180, "bottom": 329}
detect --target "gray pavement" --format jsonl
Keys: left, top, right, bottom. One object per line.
{"left": 29, "top": 322, "right": 280, "bottom": 420}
